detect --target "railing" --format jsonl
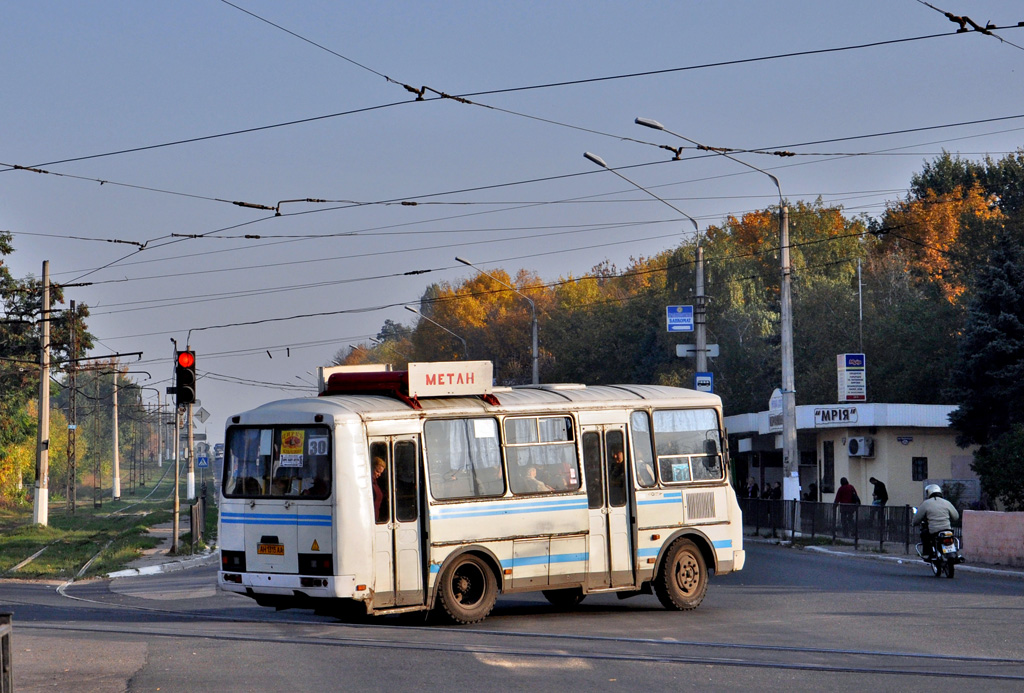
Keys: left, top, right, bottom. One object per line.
{"left": 1, "top": 612, "right": 12, "bottom": 693}
{"left": 190, "top": 486, "right": 207, "bottom": 553}
{"left": 738, "top": 498, "right": 962, "bottom": 553}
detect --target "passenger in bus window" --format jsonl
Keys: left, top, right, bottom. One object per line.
{"left": 521, "top": 466, "right": 553, "bottom": 493}
{"left": 608, "top": 449, "right": 627, "bottom": 505}
{"left": 636, "top": 457, "right": 656, "bottom": 487}
{"left": 372, "top": 457, "right": 387, "bottom": 521}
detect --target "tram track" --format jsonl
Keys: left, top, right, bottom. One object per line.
{"left": 15, "top": 614, "right": 1024, "bottom": 683}
{"left": 35, "top": 580, "right": 1024, "bottom": 683}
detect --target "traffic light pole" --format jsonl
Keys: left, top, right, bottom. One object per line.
{"left": 172, "top": 405, "right": 180, "bottom": 554}
{"left": 187, "top": 403, "right": 195, "bottom": 501}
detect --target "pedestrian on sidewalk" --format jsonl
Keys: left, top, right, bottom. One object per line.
{"left": 834, "top": 477, "right": 860, "bottom": 537}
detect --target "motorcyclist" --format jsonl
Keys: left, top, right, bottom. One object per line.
{"left": 912, "top": 484, "right": 959, "bottom": 558}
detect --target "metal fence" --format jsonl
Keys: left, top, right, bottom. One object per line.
{"left": 1, "top": 612, "right": 12, "bottom": 693}
{"left": 738, "top": 498, "right": 963, "bottom": 553}
{"left": 189, "top": 487, "right": 207, "bottom": 553}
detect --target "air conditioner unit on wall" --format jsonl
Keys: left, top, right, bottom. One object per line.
{"left": 847, "top": 436, "right": 874, "bottom": 457}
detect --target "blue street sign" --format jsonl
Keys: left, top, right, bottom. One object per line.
{"left": 666, "top": 305, "right": 694, "bottom": 332}
{"left": 196, "top": 455, "right": 209, "bottom": 468}
{"left": 695, "top": 372, "right": 713, "bottom": 393}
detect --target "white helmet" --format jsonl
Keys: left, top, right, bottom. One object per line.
{"left": 924, "top": 484, "right": 942, "bottom": 499}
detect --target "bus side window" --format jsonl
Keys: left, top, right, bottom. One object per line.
{"left": 370, "top": 441, "right": 389, "bottom": 524}
{"left": 631, "top": 411, "right": 657, "bottom": 487}
{"left": 582, "top": 432, "right": 603, "bottom": 509}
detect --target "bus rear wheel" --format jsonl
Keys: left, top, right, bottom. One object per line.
{"left": 438, "top": 554, "right": 498, "bottom": 624}
{"left": 654, "top": 538, "right": 708, "bottom": 611}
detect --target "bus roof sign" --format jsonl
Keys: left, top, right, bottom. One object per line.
{"left": 408, "top": 361, "right": 493, "bottom": 398}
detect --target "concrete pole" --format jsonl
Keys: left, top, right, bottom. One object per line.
{"left": 695, "top": 244, "right": 707, "bottom": 374}
{"left": 780, "top": 205, "right": 800, "bottom": 502}
{"left": 112, "top": 369, "right": 121, "bottom": 501}
{"left": 173, "top": 406, "right": 180, "bottom": 553}
{"left": 32, "top": 261, "right": 50, "bottom": 526}
{"left": 156, "top": 391, "right": 163, "bottom": 468}
{"left": 187, "top": 403, "right": 195, "bottom": 500}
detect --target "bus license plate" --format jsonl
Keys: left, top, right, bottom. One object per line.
{"left": 257, "top": 543, "right": 285, "bottom": 556}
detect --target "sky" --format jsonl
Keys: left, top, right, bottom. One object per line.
{"left": 3, "top": 1, "right": 1024, "bottom": 445}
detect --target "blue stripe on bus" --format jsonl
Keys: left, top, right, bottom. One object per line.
{"left": 639, "top": 539, "right": 732, "bottom": 557}
{"left": 428, "top": 552, "right": 589, "bottom": 575}
{"left": 636, "top": 491, "right": 681, "bottom": 507}
{"left": 221, "top": 512, "right": 331, "bottom": 526}
{"left": 504, "top": 552, "right": 588, "bottom": 568}
{"left": 431, "top": 500, "right": 588, "bottom": 520}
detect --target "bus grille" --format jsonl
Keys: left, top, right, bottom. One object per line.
{"left": 685, "top": 491, "right": 716, "bottom": 521}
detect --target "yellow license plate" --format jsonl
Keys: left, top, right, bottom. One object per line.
{"left": 257, "top": 543, "right": 285, "bottom": 556}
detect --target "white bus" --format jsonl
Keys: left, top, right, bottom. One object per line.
{"left": 218, "top": 361, "right": 745, "bottom": 623}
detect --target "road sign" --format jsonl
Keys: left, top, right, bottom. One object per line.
{"left": 666, "top": 305, "right": 694, "bottom": 332}
{"left": 196, "top": 455, "right": 209, "bottom": 468}
{"left": 676, "top": 344, "right": 719, "bottom": 358}
{"left": 194, "top": 407, "right": 210, "bottom": 424}
{"left": 695, "top": 372, "right": 713, "bottom": 393}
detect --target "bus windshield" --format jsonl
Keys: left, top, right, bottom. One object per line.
{"left": 223, "top": 425, "right": 331, "bottom": 499}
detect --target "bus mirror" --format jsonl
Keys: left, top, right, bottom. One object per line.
{"left": 704, "top": 439, "right": 719, "bottom": 456}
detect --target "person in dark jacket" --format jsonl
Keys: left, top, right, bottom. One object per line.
{"left": 869, "top": 477, "right": 888, "bottom": 507}
{"left": 834, "top": 477, "right": 860, "bottom": 536}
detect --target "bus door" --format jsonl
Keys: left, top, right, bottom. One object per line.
{"left": 369, "top": 436, "right": 424, "bottom": 608}
{"left": 582, "top": 426, "right": 634, "bottom": 589}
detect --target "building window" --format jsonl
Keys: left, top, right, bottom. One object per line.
{"left": 912, "top": 457, "right": 928, "bottom": 482}
{"left": 821, "top": 441, "right": 835, "bottom": 494}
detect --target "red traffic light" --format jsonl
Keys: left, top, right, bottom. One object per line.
{"left": 177, "top": 351, "right": 195, "bottom": 368}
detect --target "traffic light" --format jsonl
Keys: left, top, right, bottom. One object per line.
{"left": 175, "top": 350, "right": 197, "bottom": 405}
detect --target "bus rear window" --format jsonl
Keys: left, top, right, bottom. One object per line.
{"left": 223, "top": 426, "right": 331, "bottom": 498}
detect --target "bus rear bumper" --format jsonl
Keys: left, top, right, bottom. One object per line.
{"left": 219, "top": 571, "right": 356, "bottom": 598}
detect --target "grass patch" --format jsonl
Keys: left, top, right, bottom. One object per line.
{"left": 0, "top": 495, "right": 186, "bottom": 579}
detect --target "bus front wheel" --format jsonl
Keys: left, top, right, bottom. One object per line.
{"left": 654, "top": 538, "right": 708, "bottom": 611}
{"left": 438, "top": 554, "right": 498, "bottom": 624}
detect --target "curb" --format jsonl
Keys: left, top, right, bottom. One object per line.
{"left": 107, "top": 548, "right": 219, "bottom": 579}
{"left": 799, "top": 543, "right": 1024, "bottom": 580}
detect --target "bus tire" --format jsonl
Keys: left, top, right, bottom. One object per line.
{"left": 542, "top": 587, "right": 586, "bottom": 609}
{"left": 438, "top": 553, "right": 498, "bottom": 624}
{"left": 654, "top": 538, "right": 708, "bottom": 611}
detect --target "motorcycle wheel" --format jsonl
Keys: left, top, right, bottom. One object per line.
{"left": 931, "top": 560, "right": 942, "bottom": 578}
{"left": 944, "top": 561, "right": 955, "bottom": 579}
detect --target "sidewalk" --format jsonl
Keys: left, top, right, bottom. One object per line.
{"left": 106, "top": 521, "right": 218, "bottom": 578}
{"left": 745, "top": 533, "right": 1024, "bottom": 580}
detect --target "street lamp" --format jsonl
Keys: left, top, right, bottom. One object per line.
{"left": 583, "top": 152, "right": 709, "bottom": 374}
{"left": 636, "top": 117, "right": 798, "bottom": 502}
{"left": 455, "top": 256, "right": 539, "bottom": 385}
{"left": 405, "top": 306, "right": 469, "bottom": 360}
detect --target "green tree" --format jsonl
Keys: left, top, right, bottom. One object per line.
{"left": 947, "top": 229, "right": 1024, "bottom": 508}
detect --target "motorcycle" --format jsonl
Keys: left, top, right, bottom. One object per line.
{"left": 913, "top": 513, "right": 964, "bottom": 578}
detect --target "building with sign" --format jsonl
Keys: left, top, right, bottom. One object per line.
{"left": 725, "top": 403, "right": 981, "bottom": 508}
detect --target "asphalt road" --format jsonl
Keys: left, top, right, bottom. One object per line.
{"left": 4, "top": 543, "right": 1023, "bottom": 692}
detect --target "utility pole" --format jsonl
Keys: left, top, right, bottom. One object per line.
{"left": 187, "top": 402, "right": 195, "bottom": 500}
{"left": 779, "top": 205, "right": 800, "bottom": 501}
{"left": 695, "top": 244, "right": 707, "bottom": 374}
{"left": 92, "top": 373, "right": 101, "bottom": 508}
{"left": 172, "top": 405, "right": 181, "bottom": 553}
{"left": 66, "top": 300, "right": 78, "bottom": 514}
{"left": 157, "top": 391, "right": 163, "bottom": 468}
{"left": 32, "top": 261, "right": 51, "bottom": 526}
{"left": 111, "top": 366, "right": 121, "bottom": 501}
